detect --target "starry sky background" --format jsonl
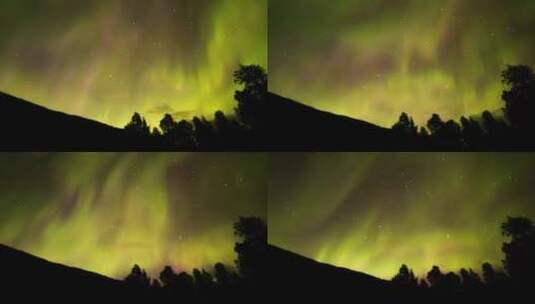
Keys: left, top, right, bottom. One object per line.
{"left": 268, "top": 153, "right": 535, "bottom": 279}
{"left": 1, "top": 152, "right": 535, "bottom": 281}
{"left": 269, "top": 0, "right": 535, "bottom": 127}
{"left": 0, "top": 153, "right": 267, "bottom": 279}
{"left": 0, "top": 0, "right": 266, "bottom": 127}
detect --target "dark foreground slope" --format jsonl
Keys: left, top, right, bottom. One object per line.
{"left": 267, "top": 245, "right": 529, "bottom": 303}
{"left": 0, "top": 92, "right": 160, "bottom": 150}
{"left": 0, "top": 243, "right": 259, "bottom": 304}
{"left": 256, "top": 93, "right": 535, "bottom": 151}
{"left": 267, "top": 245, "right": 399, "bottom": 302}
{"left": 0, "top": 90, "right": 408, "bottom": 151}
{"left": 0, "top": 244, "right": 132, "bottom": 301}
{"left": 3, "top": 89, "right": 525, "bottom": 151}
{"left": 260, "top": 93, "right": 411, "bottom": 150}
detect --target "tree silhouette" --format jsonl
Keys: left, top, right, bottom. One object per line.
{"left": 151, "top": 127, "right": 162, "bottom": 137}
{"left": 460, "top": 116, "right": 484, "bottom": 147}
{"left": 213, "top": 110, "right": 248, "bottom": 147}
{"left": 151, "top": 278, "right": 162, "bottom": 289}
{"left": 158, "top": 114, "right": 196, "bottom": 147}
{"left": 392, "top": 264, "right": 418, "bottom": 288}
{"left": 176, "top": 120, "right": 196, "bottom": 147}
{"left": 234, "top": 216, "right": 267, "bottom": 244}
{"left": 426, "top": 265, "right": 445, "bottom": 288}
{"left": 392, "top": 113, "right": 418, "bottom": 137}
{"left": 124, "top": 113, "right": 150, "bottom": 136}
{"left": 193, "top": 268, "right": 215, "bottom": 293}
{"left": 159, "top": 114, "right": 176, "bottom": 135}
{"left": 175, "top": 272, "right": 195, "bottom": 292}
{"left": 192, "top": 116, "right": 216, "bottom": 148}
{"left": 459, "top": 268, "right": 483, "bottom": 289}
{"left": 213, "top": 111, "right": 232, "bottom": 139}
{"left": 427, "top": 114, "right": 445, "bottom": 136}
{"left": 234, "top": 216, "right": 267, "bottom": 280}
{"left": 159, "top": 265, "right": 176, "bottom": 288}
{"left": 424, "top": 114, "right": 463, "bottom": 148}
{"left": 501, "top": 216, "right": 535, "bottom": 282}
{"left": 213, "top": 262, "right": 238, "bottom": 287}
{"left": 443, "top": 271, "right": 461, "bottom": 290}
{"left": 158, "top": 265, "right": 195, "bottom": 299}
{"left": 443, "top": 120, "right": 462, "bottom": 142}
{"left": 481, "top": 111, "right": 508, "bottom": 140}
{"left": 233, "top": 64, "right": 267, "bottom": 98}
{"left": 502, "top": 65, "right": 535, "bottom": 130}
{"left": 124, "top": 264, "right": 151, "bottom": 288}
{"left": 501, "top": 216, "right": 533, "bottom": 241}
{"left": 419, "top": 126, "right": 429, "bottom": 137}
{"left": 233, "top": 65, "right": 267, "bottom": 129}
{"left": 481, "top": 262, "right": 506, "bottom": 286}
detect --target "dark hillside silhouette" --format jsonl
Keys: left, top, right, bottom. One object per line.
{"left": 267, "top": 245, "right": 399, "bottom": 302}
{"left": 2, "top": 64, "right": 535, "bottom": 150}
{"left": 0, "top": 217, "right": 265, "bottom": 303}
{"left": 0, "top": 243, "right": 130, "bottom": 302}
{"left": 0, "top": 92, "right": 161, "bottom": 151}
{"left": 268, "top": 216, "right": 534, "bottom": 303}
{"left": 1, "top": 215, "right": 533, "bottom": 302}
{"left": 259, "top": 93, "right": 401, "bottom": 150}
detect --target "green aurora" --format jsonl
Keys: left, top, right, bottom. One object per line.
{"left": 268, "top": 153, "right": 535, "bottom": 279}
{"left": 269, "top": 0, "right": 535, "bottom": 127}
{"left": 0, "top": 0, "right": 267, "bottom": 127}
{"left": 0, "top": 153, "right": 267, "bottom": 279}
{"left": 2, "top": 152, "right": 534, "bottom": 281}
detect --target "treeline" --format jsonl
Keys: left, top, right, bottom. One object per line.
{"left": 121, "top": 217, "right": 266, "bottom": 302}
{"left": 391, "top": 216, "right": 535, "bottom": 296}
{"left": 124, "top": 64, "right": 534, "bottom": 150}
{"left": 123, "top": 64, "right": 266, "bottom": 150}
{"left": 117, "top": 216, "right": 534, "bottom": 301}
{"left": 393, "top": 65, "right": 535, "bottom": 150}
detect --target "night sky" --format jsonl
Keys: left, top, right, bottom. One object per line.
{"left": 1, "top": 152, "right": 534, "bottom": 280}
{"left": 0, "top": 0, "right": 266, "bottom": 127}
{"left": 0, "top": 153, "right": 267, "bottom": 279}
{"left": 269, "top": 0, "right": 535, "bottom": 127}
{"left": 268, "top": 153, "right": 535, "bottom": 279}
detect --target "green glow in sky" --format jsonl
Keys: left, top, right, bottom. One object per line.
{"left": 268, "top": 153, "right": 535, "bottom": 279}
{"left": 2, "top": 152, "right": 534, "bottom": 281}
{"left": 269, "top": 0, "right": 535, "bottom": 127}
{"left": 0, "top": 0, "right": 267, "bottom": 127}
{"left": 0, "top": 153, "right": 267, "bottom": 278}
